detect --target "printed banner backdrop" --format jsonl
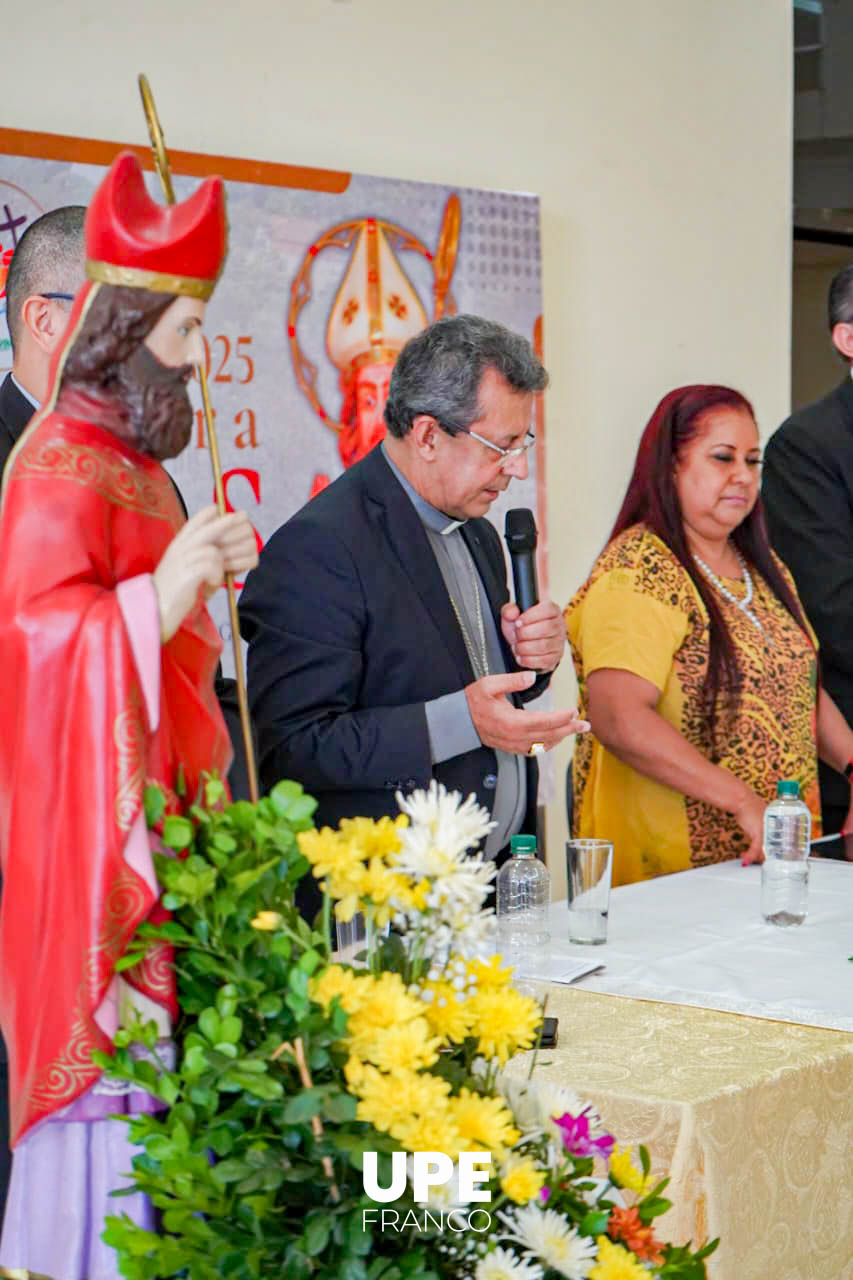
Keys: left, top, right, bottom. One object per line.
{"left": 0, "top": 134, "right": 546, "bottom": 679}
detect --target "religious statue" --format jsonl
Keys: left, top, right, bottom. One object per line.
{"left": 0, "top": 150, "right": 258, "bottom": 1278}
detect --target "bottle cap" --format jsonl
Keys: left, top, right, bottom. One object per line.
{"left": 777, "top": 780, "right": 800, "bottom": 798}
{"left": 510, "top": 834, "right": 537, "bottom": 855}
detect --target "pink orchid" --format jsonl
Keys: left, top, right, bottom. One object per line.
{"left": 553, "top": 1110, "right": 615, "bottom": 1160}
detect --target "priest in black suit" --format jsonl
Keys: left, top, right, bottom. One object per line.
{"left": 240, "top": 315, "right": 587, "bottom": 916}
{"left": 763, "top": 263, "right": 853, "bottom": 849}
{"left": 0, "top": 206, "right": 86, "bottom": 485}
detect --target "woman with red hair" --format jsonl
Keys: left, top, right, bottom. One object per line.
{"left": 565, "top": 385, "right": 853, "bottom": 885}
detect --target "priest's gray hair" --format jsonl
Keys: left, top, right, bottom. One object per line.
{"left": 384, "top": 313, "right": 548, "bottom": 439}
{"left": 5, "top": 206, "right": 86, "bottom": 353}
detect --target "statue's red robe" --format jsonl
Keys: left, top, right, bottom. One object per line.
{"left": 0, "top": 393, "right": 230, "bottom": 1145}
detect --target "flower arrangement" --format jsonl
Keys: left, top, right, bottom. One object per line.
{"left": 102, "top": 778, "right": 717, "bottom": 1280}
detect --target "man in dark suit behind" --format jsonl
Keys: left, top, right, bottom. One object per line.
{"left": 0, "top": 206, "right": 86, "bottom": 480}
{"left": 240, "top": 315, "right": 587, "bottom": 916}
{"left": 763, "top": 264, "right": 853, "bottom": 849}
{"left": 0, "top": 205, "right": 85, "bottom": 1227}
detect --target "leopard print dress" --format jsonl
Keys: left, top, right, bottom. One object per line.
{"left": 565, "top": 525, "right": 820, "bottom": 885}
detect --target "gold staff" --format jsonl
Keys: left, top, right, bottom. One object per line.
{"left": 138, "top": 73, "right": 259, "bottom": 803}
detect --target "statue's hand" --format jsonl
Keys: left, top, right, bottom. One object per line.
{"left": 153, "top": 506, "right": 258, "bottom": 642}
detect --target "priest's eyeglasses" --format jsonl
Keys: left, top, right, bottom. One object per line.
{"left": 39, "top": 293, "right": 75, "bottom": 303}
{"left": 466, "top": 428, "right": 536, "bottom": 461}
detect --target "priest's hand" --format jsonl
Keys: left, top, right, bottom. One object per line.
{"left": 501, "top": 600, "right": 565, "bottom": 672}
{"left": 465, "top": 670, "right": 589, "bottom": 755}
{"left": 153, "top": 505, "right": 259, "bottom": 642}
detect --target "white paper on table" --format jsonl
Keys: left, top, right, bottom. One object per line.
{"left": 517, "top": 956, "right": 606, "bottom": 984}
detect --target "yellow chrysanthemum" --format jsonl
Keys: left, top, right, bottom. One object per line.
{"left": 468, "top": 987, "right": 540, "bottom": 1064}
{"left": 338, "top": 814, "right": 407, "bottom": 861}
{"left": 448, "top": 1088, "right": 520, "bottom": 1158}
{"left": 331, "top": 886, "right": 364, "bottom": 923}
{"left": 295, "top": 829, "right": 368, "bottom": 911}
{"left": 420, "top": 981, "right": 476, "bottom": 1043}
{"left": 310, "top": 964, "right": 363, "bottom": 1014}
{"left": 499, "top": 1155, "right": 546, "bottom": 1204}
{"left": 352, "top": 1063, "right": 453, "bottom": 1134}
{"left": 390, "top": 1107, "right": 463, "bottom": 1158}
{"left": 608, "top": 1146, "right": 655, "bottom": 1197}
{"left": 343, "top": 1054, "right": 366, "bottom": 1089}
{"left": 361, "top": 1018, "right": 442, "bottom": 1074}
{"left": 358, "top": 858, "right": 405, "bottom": 925}
{"left": 589, "top": 1236, "right": 650, "bottom": 1280}
{"left": 297, "top": 828, "right": 369, "bottom": 912}
{"left": 250, "top": 911, "right": 283, "bottom": 931}
{"left": 467, "top": 953, "right": 513, "bottom": 991}
{"left": 346, "top": 971, "right": 425, "bottom": 1051}
{"left": 393, "top": 876, "right": 431, "bottom": 912}
{"left": 297, "top": 828, "right": 359, "bottom": 876}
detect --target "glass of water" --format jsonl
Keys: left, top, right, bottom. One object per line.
{"left": 335, "top": 911, "right": 389, "bottom": 965}
{"left": 566, "top": 839, "right": 613, "bottom": 944}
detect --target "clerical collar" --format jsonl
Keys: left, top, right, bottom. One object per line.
{"left": 381, "top": 442, "right": 466, "bottom": 536}
{"left": 10, "top": 374, "right": 39, "bottom": 412}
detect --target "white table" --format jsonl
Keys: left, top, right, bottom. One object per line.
{"left": 506, "top": 860, "right": 853, "bottom": 1278}
{"left": 543, "top": 858, "right": 853, "bottom": 1031}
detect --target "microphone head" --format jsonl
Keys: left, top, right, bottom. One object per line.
{"left": 505, "top": 507, "right": 538, "bottom": 554}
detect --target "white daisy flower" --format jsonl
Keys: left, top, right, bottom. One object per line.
{"left": 496, "top": 1073, "right": 600, "bottom": 1145}
{"left": 476, "top": 1245, "right": 544, "bottom": 1280}
{"left": 498, "top": 1206, "right": 597, "bottom": 1279}
{"left": 470, "top": 1055, "right": 491, "bottom": 1083}
{"left": 387, "top": 788, "right": 499, "bottom": 963}
{"left": 395, "top": 781, "right": 495, "bottom": 860}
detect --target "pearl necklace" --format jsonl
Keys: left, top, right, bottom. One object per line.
{"left": 692, "top": 549, "right": 764, "bottom": 633}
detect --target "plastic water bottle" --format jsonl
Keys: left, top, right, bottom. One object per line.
{"left": 761, "top": 780, "right": 810, "bottom": 927}
{"left": 497, "top": 834, "right": 551, "bottom": 965}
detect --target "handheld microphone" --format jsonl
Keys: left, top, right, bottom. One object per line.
{"left": 504, "top": 508, "right": 539, "bottom": 613}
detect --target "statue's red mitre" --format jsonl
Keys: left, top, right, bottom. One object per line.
{"left": 85, "top": 150, "right": 227, "bottom": 301}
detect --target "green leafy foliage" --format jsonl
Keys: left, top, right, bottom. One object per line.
{"left": 103, "top": 776, "right": 717, "bottom": 1280}
{"left": 656, "top": 1237, "right": 720, "bottom": 1279}
{"left": 102, "top": 778, "right": 436, "bottom": 1280}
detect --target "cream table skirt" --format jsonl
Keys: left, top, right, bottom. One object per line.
{"left": 508, "top": 987, "right": 852, "bottom": 1280}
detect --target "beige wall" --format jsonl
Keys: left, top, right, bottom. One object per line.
{"left": 5, "top": 0, "right": 793, "bottom": 893}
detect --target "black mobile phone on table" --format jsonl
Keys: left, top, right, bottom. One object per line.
{"left": 540, "top": 1016, "right": 558, "bottom": 1048}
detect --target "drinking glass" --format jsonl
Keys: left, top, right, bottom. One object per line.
{"left": 565, "top": 839, "right": 613, "bottom": 944}
{"left": 335, "top": 912, "right": 367, "bottom": 962}
{"left": 334, "top": 912, "right": 389, "bottom": 965}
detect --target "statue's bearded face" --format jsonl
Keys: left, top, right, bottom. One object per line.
{"left": 119, "top": 343, "right": 195, "bottom": 461}
{"left": 121, "top": 295, "right": 206, "bottom": 461}
{"left": 59, "top": 287, "right": 206, "bottom": 462}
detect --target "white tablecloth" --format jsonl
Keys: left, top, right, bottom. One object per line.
{"left": 545, "top": 858, "right": 853, "bottom": 1031}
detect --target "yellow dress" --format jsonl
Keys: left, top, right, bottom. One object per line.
{"left": 565, "top": 524, "right": 821, "bottom": 885}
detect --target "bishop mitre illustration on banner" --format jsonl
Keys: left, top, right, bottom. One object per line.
{"left": 288, "top": 196, "right": 460, "bottom": 497}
